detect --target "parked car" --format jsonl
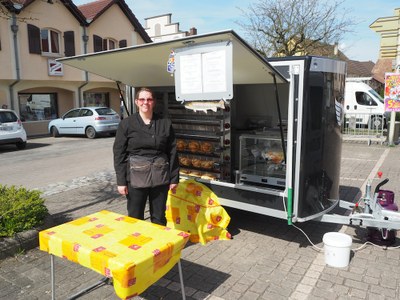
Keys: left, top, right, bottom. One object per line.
{"left": 48, "top": 107, "right": 121, "bottom": 139}
{"left": 344, "top": 81, "right": 388, "bottom": 129}
{"left": 0, "top": 109, "right": 27, "bottom": 150}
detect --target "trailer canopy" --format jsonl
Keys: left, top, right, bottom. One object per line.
{"left": 58, "top": 30, "right": 287, "bottom": 87}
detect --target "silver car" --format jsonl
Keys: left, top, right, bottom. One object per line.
{"left": 48, "top": 107, "right": 120, "bottom": 139}
{"left": 0, "top": 109, "right": 27, "bottom": 150}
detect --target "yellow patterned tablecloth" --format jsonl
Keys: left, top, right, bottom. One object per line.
{"left": 39, "top": 210, "right": 190, "bottom": 299}
{"left": 166, "top": 179, "right": 231, "bottom": 245}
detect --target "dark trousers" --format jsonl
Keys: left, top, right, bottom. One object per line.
{"left": 126, "top": 184, "right": 169, "bottom": 225}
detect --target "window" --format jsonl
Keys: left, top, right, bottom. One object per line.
{"left": 28, "top": 24, "right": 73, "bottom": 56}
{"left": 79, "top": 109, "right": 93, "bottom": 117}
{"left": 18, "top": 93, "right": 58, "bottom": 122}
{"left": 0, "top": 111, "right": 18, "bottom": 123}
{"left": 41, "top": 29, "right": 60, "bottom": 54}
{"left": 83, "top": 92, "right": 110, "bottom": 107}
{"left": 103, "top": 38, "right": 116, "bottom": 51}
{"left": 64, "top": 109, "right": 80, "bottom": 118}
{"left": 355, "top": 92, "right": 377, "bottom": 106}
{"left": 93, "top": 34, "right": 127, "bottom": 52}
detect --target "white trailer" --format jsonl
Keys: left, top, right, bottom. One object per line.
{"left": 59, "top": 30, "right": 400, "bottom": 238}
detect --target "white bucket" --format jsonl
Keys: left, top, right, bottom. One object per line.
{"left": 323, "top": 232, "right": 352, "bottom": 268}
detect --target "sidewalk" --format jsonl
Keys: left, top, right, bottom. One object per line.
{"left": 1, "top": 142, "right": 400, "bottom": 299}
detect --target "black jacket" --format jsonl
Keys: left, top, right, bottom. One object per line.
{"left": 113, "top": 112, "right": 179, "bottom": 186}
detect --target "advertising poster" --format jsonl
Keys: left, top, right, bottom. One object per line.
{"left": 384, "top": 73, "right": 400, "bottom": 111}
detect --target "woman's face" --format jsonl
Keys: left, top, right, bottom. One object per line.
{"left": 135, "top": 90, "right": 155, "bottom": 114}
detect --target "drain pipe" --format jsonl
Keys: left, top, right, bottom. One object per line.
{"left": 77, "top": 27, "right": 89, "bottom": 106}
{"left": 9, "top": 11, "right": 21, "bottom": 110}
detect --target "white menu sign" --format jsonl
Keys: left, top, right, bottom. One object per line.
{"left": 174, "top": 40, "right": 233, "bottom": 101}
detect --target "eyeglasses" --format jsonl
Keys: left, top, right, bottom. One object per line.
{"left": 137, "top": 98, "right": 154, "bottom": 102}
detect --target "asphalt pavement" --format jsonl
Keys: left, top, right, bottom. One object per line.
{"left": 1, "top": 140, "right": 400, "bottom": 300}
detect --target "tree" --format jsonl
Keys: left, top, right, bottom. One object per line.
{"left": 237, "top": 0, "right": 355, "bottom": 57}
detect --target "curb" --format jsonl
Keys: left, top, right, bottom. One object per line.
{"left": 0, "top": 216, "right": 55, "bottom": 260}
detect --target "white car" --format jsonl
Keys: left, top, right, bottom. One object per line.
{"left": 48, "top": 107, "right": 121, "bottom": 139}
{"left": 0, "top": 109, "right": 27, "bottom": 150}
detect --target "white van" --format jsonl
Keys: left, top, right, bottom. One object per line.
{"left": 344, "top": 81, "right": 386, "bottom": 128}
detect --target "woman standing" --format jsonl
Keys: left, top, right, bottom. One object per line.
{"left": 113, "top": 87, "right": 179, "bottom": 225}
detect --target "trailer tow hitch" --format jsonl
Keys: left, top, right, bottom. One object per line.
{"left": 317, "top": 178, "right": 400, "bottom": 241}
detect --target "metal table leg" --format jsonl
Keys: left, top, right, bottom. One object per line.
{"left": 50, "top": 254, "right": 110, "bottom": 300}
{"left": 178, "top": 260, "right": 186, "bottom": 300}
{"left": 51, "top": 254, "right": 55, "bottom": 300}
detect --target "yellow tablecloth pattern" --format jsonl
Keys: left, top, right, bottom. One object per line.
{"left": 39, "top": 210, "right": 189, "bottom": 299}
{"left": 166, "top": 179, "right": 231, "bottom": 245}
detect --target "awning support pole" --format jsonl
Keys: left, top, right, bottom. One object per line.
{"left": 116, "top": 82, "right": 130, "bottom": 117}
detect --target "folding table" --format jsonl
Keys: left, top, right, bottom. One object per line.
{"left": 39, "top": 210, "right": 190, "bottom": 299}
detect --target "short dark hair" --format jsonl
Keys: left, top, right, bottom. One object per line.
{"left": 135, "top": 87, "right": 153, "bottom": 99}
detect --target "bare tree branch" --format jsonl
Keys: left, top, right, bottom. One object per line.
{"left": 237, "top": 0, "right": 356, "bottom": 57}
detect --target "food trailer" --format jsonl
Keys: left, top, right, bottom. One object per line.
{"left": 59, "top": 30, "right": 400, "bottom": 234}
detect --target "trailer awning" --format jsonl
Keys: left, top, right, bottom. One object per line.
{"left": 58, "top": 30, "right": 287, "bottom": 87}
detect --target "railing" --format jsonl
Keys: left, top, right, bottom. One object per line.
{"left": 341, "top": 113, "right": 387, "bottom": 145}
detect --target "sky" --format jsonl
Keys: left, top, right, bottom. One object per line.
{"left": 74, "top": 0, "right": 400, "bottom": 63}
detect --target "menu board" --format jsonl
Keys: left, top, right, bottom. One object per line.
{"left": 174, "top": 40, "right": 233, "bottom": 101}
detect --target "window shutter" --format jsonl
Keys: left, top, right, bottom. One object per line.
{"left": 119, "top": 39, "right": 127, "bottom": 48}
{"left": 102, "top": 39, "right": 107, "bottom": 51}
{"left": 27, "top": 24, "right": 41, "bottom": 54}
{"left": 64, "top": 31, "right": 75, "bottom": 57}
{"left": 93, "top": 35, "right": 103, "bottom": 52}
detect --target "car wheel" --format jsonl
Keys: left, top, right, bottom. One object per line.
{"left": 16, "top": 141, "right": 27, "bottom": 150}
{"left": 51, "top": 126, "right": 60, "bottom": 137}
{"left": 85, "top": 126, "right": 97, "bottom": 139}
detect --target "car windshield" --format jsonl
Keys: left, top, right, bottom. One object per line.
{"left": 0, "top": 111, "right": 18, "bottom": 123}
{"left": 95, "top": 108, "right": 117, "bottom": 115}
{"left": 369, "top": 89, "right": 384, "bottom": 104}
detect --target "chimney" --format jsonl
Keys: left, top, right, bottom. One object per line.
{"left": 334, "top": 42, "right": 338, "bottom": 56}
{"left": 189, "top": 27, "right": 197, "bottom": 36}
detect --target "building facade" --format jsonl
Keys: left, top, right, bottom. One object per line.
{"left": 370, "top": 8, "right": 400, "bottom": 61}
{"left": 0, "top": 0, "right": 150, "bottom": 136}
{"left": 144, "top": 13, "right": 197, "bottom": 42}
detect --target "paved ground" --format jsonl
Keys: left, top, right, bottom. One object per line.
{"left": 1, "top": 141, "right": 400, "bottom": 299}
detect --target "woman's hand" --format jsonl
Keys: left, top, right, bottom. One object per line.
{"left": 117, "top": 185, "right": 128, "bottom": 195}
{"left": 169, "top": 183, "right": 178, "bottom": 192}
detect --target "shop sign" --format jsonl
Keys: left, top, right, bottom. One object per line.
{"left": 384, "top": 72, "right": 400, "bottom": 112}
{"left": 48, "top": 59, "right": 64, "bottom": 76}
